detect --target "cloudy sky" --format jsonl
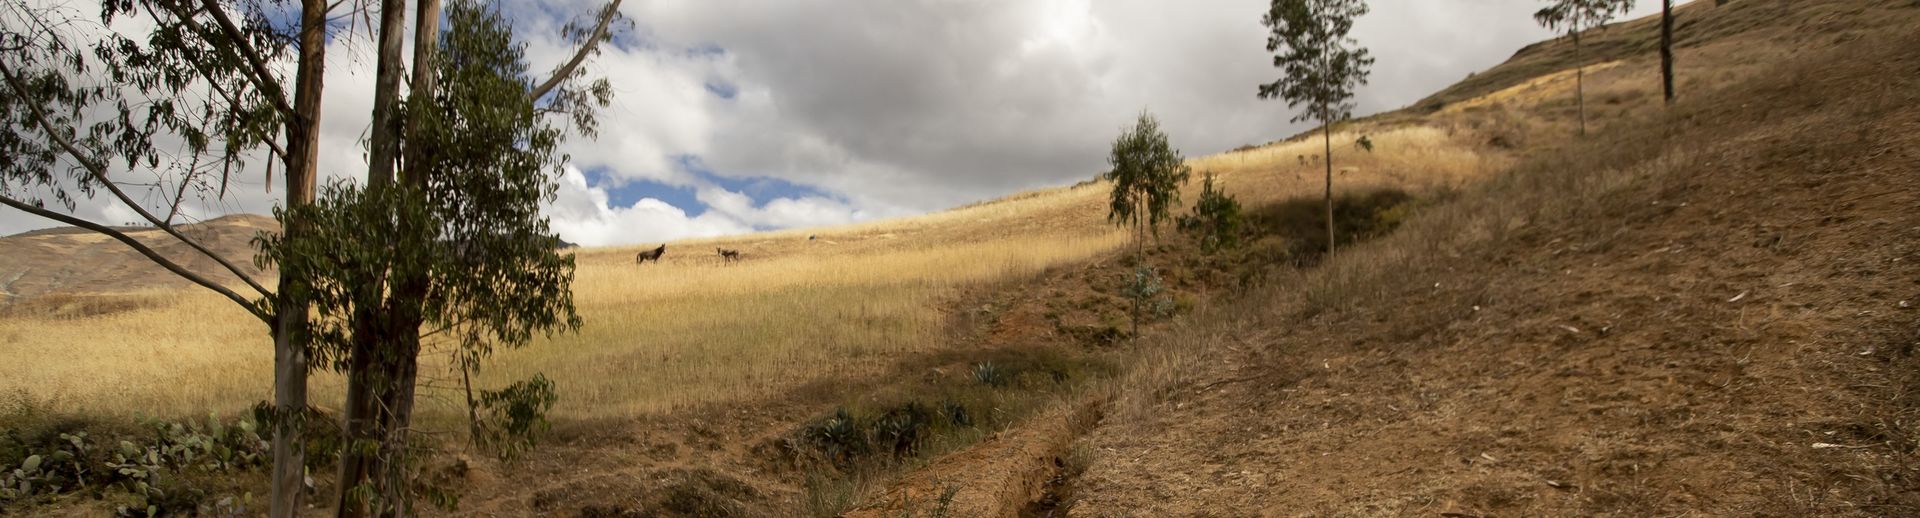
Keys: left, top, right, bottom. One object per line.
{"left": 1, "top": 0, "right": 1669, "bottom": 246}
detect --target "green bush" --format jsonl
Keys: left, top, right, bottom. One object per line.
{"left": 473, "top": 374, "right": 559, "bottom": 461}
{"left": 1179, "top": 173, "right": 1245, "bottom": 253}
{"left": 1, "top": 414, "right": 268, "bottom": 515}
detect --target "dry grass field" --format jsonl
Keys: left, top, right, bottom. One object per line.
{"left": 9, "top": 1, "right": 1917, "bottom": 515}
{"left": 0, "top": 116, "right": 1503, "bottom": 424}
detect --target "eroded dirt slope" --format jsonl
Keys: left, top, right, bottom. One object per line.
{"left": 1068, "top": 27, "right": 1920, "bottom": 518}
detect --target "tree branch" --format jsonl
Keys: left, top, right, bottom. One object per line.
{"left": 0, "top": 59, "right": 275, "bottom": 300}
{"left": 184, "top": 0, "right": 298, "bottom": 118}
{"left": 0, "top": 194, "right": 271, "bottom": 322}
{"left": 528, "top": 0, "right": 623, "bottom": 101}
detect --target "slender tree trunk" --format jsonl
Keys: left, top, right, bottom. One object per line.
{"left": 1575, "top": 22, "right": 1586, "bottom": 137}
{"left": 1131, "top": 208, "right": 1143, "bottom": 340}
{"left": 365, "top": 0, "right": 408, "bottom": 192}
{"left": 404, "top": 0, "right": 443, "bottom": 184}
{"left": 269, "top": 1, "right": 329, "bottom": 516}
{"left": 336, "top": 1, "right": 409, "bottom": 515}
{"left": 334, "top": 321, "right": 379, "bottom": 517}
{"left": 1661, "top": 0, "right": 1675, "bottom": 105}
{"left": 1322, "top": 113, "right": 1334, "bottom": 256}
{"left": 371, "top": 2, "right": 441, "bottom": 514}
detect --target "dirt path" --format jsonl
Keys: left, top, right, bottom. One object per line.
{"left": 1065, "top": 29, "right": 1920, "bottom": 517}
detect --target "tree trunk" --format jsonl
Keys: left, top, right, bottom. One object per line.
{"left": 333, "top": 321, "right": 379, "bottom": 517}
{"left": 404, "top": 0, "right": 443, "bottom": 184}
{"left": 372, "top": 3, "right": 441, "bottom": 515}
{"left": 375, "top": 339, "right": 420, "bottom": 518}
{"left": 1575, "top": 22, "right": 1586, "bottom": 137}
{"left": 1322, "top": 115, "right": 1334, "bottom": 256}
{"left": 336, "top": 1, "right": 410, "bottom": 515}
{"left": 1131, "top": 209, "right": 1142, "bottom": 341}
{"left": 364, "top": 0, "right": 409, "bottom": 192}
{"left": 269, "top": 1, "right": 329, "bottom": 516}
{"left": 1661, "top": 0, "right": 1675, "bottom": 105}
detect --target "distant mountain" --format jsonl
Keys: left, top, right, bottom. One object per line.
{"left": 0, "top": 214, "right": 278, "bottom": 301}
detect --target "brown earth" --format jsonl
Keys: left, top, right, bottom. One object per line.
{"left": 11, "top": 2, "right": 1918, "bottom": 517}
{"left": 1064, "top": 21, "right": 1920, "bottom": 518}
{"left": 0, "top": 213, "right": 276, "bottom": 301}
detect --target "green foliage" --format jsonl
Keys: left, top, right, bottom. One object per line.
{"left": 0, "top": 415, "right": 267, "bottom": 514}
{"left": 1244, "top": 189, "right": 1417, "bottom": 259}
{"left": 473, "top": 374, "right": 559, "bottom": 460}
{"left": 253, "top": 0, "right": 582, "bottom": 373}
{"left": 0, "top": 2, "right": 288, "bottom": 214}
{"left": 1259, "top": 0, "right": 1375, "bottom": 124}
{"left": 1179, "top": 173, "right": 1245, "bottom": 253}
{"left": 1534, "top": 0, "right": 1637, "bottom": 40}
{"left": 1104, "top": 112, "right": 1192, "bottom": 237}
{"left": 1123, "top": 264, "right": 1178, "bottom": 320}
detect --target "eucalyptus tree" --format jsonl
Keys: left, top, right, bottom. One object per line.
{"left": 1534, "top": 0, "right": 1636, "bottom": 135}
{"left": 265, "top": 0, "right": 620, "bottom": 514}
{"left": 1105, "top": 111, "right": 1190, "bottom": 338}
{"left": 2, "top": 1, "right": 330, "bottom": 514}
{"left": 0, "top": 0, "right": 622, "bottom": 515}
{"left": 1259, "top": 0, "right": 1373, "bottom": 254}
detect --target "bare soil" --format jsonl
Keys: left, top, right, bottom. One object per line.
{"left": 1065, "top": 26, "right": 1920, "bottom": 518}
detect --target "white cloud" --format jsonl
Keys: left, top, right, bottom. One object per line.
{"left": 542, "top": 167, "right": 869, "bottom": 247}
{"left": 5, "top": 0, "right": 1676, "bottom": 240}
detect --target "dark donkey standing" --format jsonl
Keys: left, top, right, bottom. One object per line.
{"left": 716, "top": 247, "right": 741, "bottom": 262}
{"left": 635, "top": 244, "right": 667, "bottom": 265}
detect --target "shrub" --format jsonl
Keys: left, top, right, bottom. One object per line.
{"left": 971, "top": 362, "right": 1010, "bottom": 388}
{"left": 1179, "top": 173, "right": 1245, "bottom": 253}
{"left": 0, "top": 414, "right": 268, "bottom": 515}
{"left": 1122, "top": 264, "right": 1177, "bottom": 321}
{"left": 472, "top": 374, "right": 559, "bottom": 461}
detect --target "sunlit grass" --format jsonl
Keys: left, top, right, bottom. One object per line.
{"left": 0, "top": 116, "right": 1503, "bottom": 423}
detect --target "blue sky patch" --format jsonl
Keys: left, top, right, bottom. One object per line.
{"left": 582, "top": 168, "right": 706, "bottom": 216}
{"left": 584, "top": 155, "right": 846, "bottom": 220}
{"left": 676, "top": 155, "right": 845, "bottom": 204}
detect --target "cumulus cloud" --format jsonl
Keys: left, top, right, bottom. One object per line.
{"left": 3, "top": 0, "right": 1673, "bottom": 242}
{"left": 541, "top": 167, "right": 869, "bottom": 246}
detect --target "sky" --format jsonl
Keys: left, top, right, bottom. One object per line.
{"left": 0, "top": 0, "right": 1671, "bottom": 246}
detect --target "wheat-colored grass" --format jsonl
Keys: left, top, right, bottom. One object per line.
{"left": 1, "top": 103, "right": 1505, "bottom": 423}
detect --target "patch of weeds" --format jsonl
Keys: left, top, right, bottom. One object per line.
{"left": 0, "top": 412, "right": 272, "bottom": 515}
{"left": 972, "top": 362, "right": 1010, "bottom": 388}
{"left": 795, "top": 349, "right": 1114, "bottom": 513}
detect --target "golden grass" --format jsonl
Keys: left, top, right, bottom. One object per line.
{"left": 0, "top": 229, "right": 1130, "bottom": 420}
{"left": 0, "top": 290, "right": 340, "bottom": 418}
{"left": 477, "top": 231, "right": 1129, "bottom": 417}
{"left": 1, "top": 61, "right": 1512, "bottom": 425}
{"left": 0, "top": 120, "right": 1504, "bottom": 422}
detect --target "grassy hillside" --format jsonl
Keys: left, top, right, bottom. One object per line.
{"left": 6, "top": 0, "right": 1914, "bottom": 515}
{"left": 0, "top": 113, "right": 1503, "bottom": 423}
{"left": 1061, "top": 2, "right": 1920, "bottom": 517}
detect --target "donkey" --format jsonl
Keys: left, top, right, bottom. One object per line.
{"left": 635, "top": 244, "right": 666, "bottom": 265}
{"left": 716, "top": 247, "right": 741, "bottom": 262}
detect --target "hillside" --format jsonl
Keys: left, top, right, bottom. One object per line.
{"left": 1063, "top": 3, "right": 1920, "bottom": 517}
{"left": 3, "top": 0, "right": 1916, "bottom": 516}
{"left": 841, "top": 1, "right": 1920, "bottom": 516}
{"left": 0, "top": 214, "right": 276, "bottom": 305}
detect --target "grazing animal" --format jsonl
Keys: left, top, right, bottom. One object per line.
{"left": 635, "top": 244, "right": 666, "bottom": 264}
{"left": 716, "top": 247, "right": 741, "bottom": 262}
